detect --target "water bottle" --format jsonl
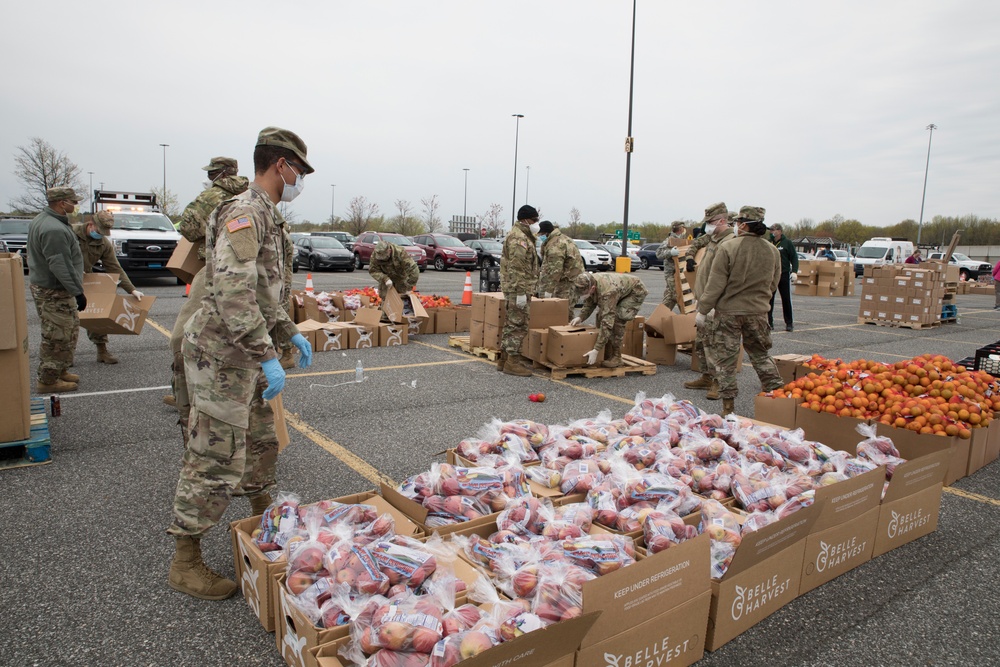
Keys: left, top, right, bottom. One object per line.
{"left": 355, "top": 360, "right": 364, "bottom": 383}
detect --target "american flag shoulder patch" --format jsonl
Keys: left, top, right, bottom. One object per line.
{"left": 226, "top": 216, "right": 252, "bottom": 233}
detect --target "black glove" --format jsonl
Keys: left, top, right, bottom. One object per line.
{"left": 685, "top": 258, "right": 696, "bottom": 273}
{"left": 75, "top": 293, "right": 87, "bottom": 311}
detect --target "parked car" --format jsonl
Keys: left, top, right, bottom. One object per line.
{"left": 292, "top": 235, "right": 355, "bottom": 273}
{"left": 597, "top": 244, "right": 640, "bottom": 271}
{"left": 605, "top": 239, "right": 642, "bottom": 260}
{"left": 0, "top": 217, "right": 31, "bottom": 269}
{"left": 831, "top": 249, "right": 851, "bottom": 262}
{"left": 797, "top": 251, "right": 816, "bottom": 261}
{"left": 465, "top": 238, "right": 504, "bottom": 268}
{"left": 352, "top": 231, "right": 427, "bottom": 271}
{"left": 412, "top": 233, "right": 478, "bottom": 271}
{"left": 927, "top": 251, "right": 993, "bottom": 281}
{"left": 572, "top": 239, "right": 612, "bottom": 271}
{"left": 313, "top": 230, "right": 356, "bottom": 251}
{"left": 289, "top": 232, "right": 312, "bottom": 243}
{"left": 636, "top": 243, "right": 664, "bottom": 270}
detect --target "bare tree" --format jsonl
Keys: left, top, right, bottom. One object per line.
{"left": 344, "top": 196, "right": 379, "bottom": 235}
{"left": 479, "top": 203, "right": 505, "bottom": 238}
{"left": 567, "top": 207, "right": 582, "bottom": 237}
{"left": 11, "top": 137, "right": 85, "bottom": 212}
{"left": 278, "top": 202, "right": 300, "bottom": 224}
{"left": 421, "top": 195, "right": 442, "bottom": 233}
{"left": 150, "top": 186, "right": 180, "bottom": 218}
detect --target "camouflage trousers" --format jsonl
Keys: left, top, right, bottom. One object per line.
{"left": 694, "top": 315, "right": 720, "bottom": 378}
{"left": 170, "top": 268, "right": 209, "bottom": 443}
{"left": 501, "top": 293, "right": 531, "bottom": 355}
{"left": 712, "top": 313, "right": 784, "bottom": 400}
{"left": 30, "top": 285, "right": 79, "bottom": 384}
{"left": 661, "top": 267, "right": 677, "bottom": 310}
{"left": 551, "top": 284, "right": 576, "bottom": 320}
{"left": 167, "top": 347, "right": 277, "bottom": 538}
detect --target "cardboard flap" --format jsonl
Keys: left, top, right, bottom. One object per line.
{"left": 268, "top": 395, "right": 291, "bottom": 452}
{"left": 380, "top": 482, "right": 429, "bottom": 523}
{"left": 811, "top": 466, "right": 885, "bottom": 533}
{"left": 82, "top": 272, "right": 121, "bottom": 293}
{"left": 549, "top": 325, "right": 591, "bottom": 335}
{"left": 724, "top": 500, "right": 820, "bottom": 579}
{"left": 353, "top": 305, "right": 383, "bottom": 327}
{"left": 381, "top": 286, "right": 406, "bottom": 323}
{"left": 406, "top": 293, "right": 429, "bottom": 319}
{"left": 881, "top": 447, "right": 951, "bottom": 503}
{"left": 460, "top": 612, "right": 601, "bottom": 667}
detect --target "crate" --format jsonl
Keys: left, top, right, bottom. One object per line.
{"left": 0, "top": 398, "right": 52, "bottom": 470}
{"left": 974, "top": 342, "right": 1000, "bottom": 377}
{"left": 479, "top": 265, "right": 501, "bottom": 293}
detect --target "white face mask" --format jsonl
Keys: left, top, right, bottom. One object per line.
{"left": 529, "top": 222, "right": 540, "bottom": 234}
{"left": 202, "top": 180, "right": 213, "bottom": 190}
{"left": 280, "top": 162, "right": 304, "bottom": 202}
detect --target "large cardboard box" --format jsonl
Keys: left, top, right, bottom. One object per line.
{"left": 296, "top": 320, "right": 347, "bottom": 352}
{"left": 645, "top": 335, "right": 677, "bottom": 366}
{"left": 453, "top": 305, "right": 472, "bottom": 332}
{"left": 622, "top": 315, "right": 645, "bottom": 358}
{"left": 0, "top": 254, "right": 31, "bottom": 443}
{"left": 483, "top": 294, "right": 506, "bottom": 327}
{"left": 79, "top": 273, "right": 156, "bottom": 335}
{"left": 469, "top": 319, "right": 485, "bottom": 348}
{"left": 378, "top": 322, "right": 408, "bottom": 347}
{"left": 482, "top": 322, "right": 502, "bottom": 350}
{"left": 523, "top": 328, "right": 549, "bottom": 362}
{"left": 434, "top": 307, "right": 458, "bottom": 334}
{"left": 873, "top": 483, "right": 944, "bottom": 558}
{"left": 344, "top": 324, "right": 378, "bottom": 349}
{"left": 799, "top": 507, "right": 879, "bottom": 595}
{"left": 772, "top": 354, "right": 812, "bottom": 384}
{"left": 644, "top": 305, "right": 696, "bottom": 344}
{"left": 753, "top": 395, "right": 798, "bottom": 429}
{"left": 529, "top": 297, "right": 570, "bottom": 329}
{"left": 380, "top": 288, "right": 428, "bottom": 325}
{"left": 166, "top": 237, "right": 204, "bottom": 284}
{"left": 546, "top": 325, "right": 603, "bottom": 367}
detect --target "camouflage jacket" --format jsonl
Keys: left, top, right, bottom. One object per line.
{"left": 500, "top": 221, "right": 539, "bottom": 295}
{"left": 684, "top": 230, "right": 714, "bottom": 260}
{"left": 698, "top": 233, "right": 781, "bottom": 316}
{"left": 26, "top": 207, "right": 84, "bottom": 295}
{"left": 693, "top": 227, "right": 733, "bottom": 299}
{"left": 183, "top": 182, "right": 299, "bottom": 369}
{"left": 176, "top": 175, "right": 250, "bottom": 258}
{"left": 369, "top": 243, "right": 419, "bottom": 293}
{"left": 656, "top": 233, "right": 688, "bottom": 275}
{"left": 538, "top": 229, "right": 584, "bottom": 295}
{"left": 72, "top": 223, "right": 136, "bottom": 293}
{"left": 578, "top": 272, "right": 648, "bottom": 351}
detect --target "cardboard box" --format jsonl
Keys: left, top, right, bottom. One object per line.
{"left": 644, "top": 305, "right": 696, "bottom": 344}
{"left": 794, "top": 284, "right": 819, "bottom": 296}
{"left": 166, "top": 237, "right": 204, "bottom": 284}
{"left": 575, "top": 590, "right": 711, "bottom": 667}
{"left": 380, "top": 483, "right": 500, "bottom": 537}
{"left": 453, "top": 305, "right": 472, "bottom": 332}
{"left": 380, "top": 288, "right": 428, "bottom": 325}
{"left": 296, "top": 320, "right": 347, "bottom": 352}
{"left": 623, "top": 315, "right": 645, "bottom": 358}
{"left": 404, "top": 315, "right": 423, "bottom": 338}
{"left": 434, "top": 308, "right": 458, "bottom": 334}
{"left": 645, "top": 335, "right": 676, "bottom": 366}
{"left": 469, "top": 319, "right": 485, "bottom": 348}
{"left": 753, "top": 395, "right": 798, "bottom": 429}
{"left": 546, "top": 325, "right": 602, "bottom": 367}
{"left": 471, "top": 292, "right": 504, "bottom": 323}
{"left": 523, "top": 328, "right": 549, "bottom": 362}
{"left": 79, "top": 273, "right": 156, "bottom": 335}
{"left": 875, "top": 422, "right": 968, "bottom": 486}
{"left": 772, "top": 353, "right": 812, "bottom": 384}
{"left": 419, "top": 308, "right": 437, "bottom": 334}
{"left": 483, "top": 294, "right": 506, "bottom": 327}
{"left": 799, "top": 507, "right": 879, "bottom": 595}
{"left": 529, "top": 297, "right": 571, "bottom": 329}
{"left": 482, "top": 322, "right": 502, "bottom": 350}
{"left": 378, "top": 322, "right": 408, "bottom": 347}
{"left": 873, "top": 483, "right": 943, "bottom": 558}
{"left": 0, "top": 254, "right": 31, "bottom": 443}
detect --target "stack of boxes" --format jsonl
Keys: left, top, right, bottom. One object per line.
{"left": 0, "top": 253, "right": 31, "bottom": 446}
{"left": 469, "top": 293, "right": 570, "bottom": 354}
{"left": 793, "top": 260, "right": 855, "bottom": 297}
{"left": 858, "top": 264, "right": 946, "bottom": 327}
{"left": 292, "top": 290, "right": 421, "bottom": 350}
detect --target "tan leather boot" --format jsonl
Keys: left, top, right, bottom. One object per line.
{"left": 722, "top": 398, "right": 736, "bottom": 415}
{"left": 163, "top": 395, "right": 177, "bottom": 407}
{"left": 96, "top": 344, "right": 119, "bottom": 364}
{"left": 37, "top": 379, "right": 77, "bottom": 393}
{"left": 249, "top": 493, "right": 273, "bottom": 516}
{"left": 502, "top": 355, "right": 532, "bottom": 376}
{"left": 60, "top": 370, "right": 80, "bottom": 383}
{"left": 495, "top": 349, "right": 507, "bottom": 371}
{"left": 706, "top": 380, "right": 720, "bottom": 400}
{"left": 684, "top": 374, "right": 713, "bottom": 390}
{"left": 168, "top": 536, "right": 237, "bottom": 600}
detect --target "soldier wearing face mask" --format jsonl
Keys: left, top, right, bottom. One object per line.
{"left": 163, "top": 157, "right": 248, "bottom": 411}
{"left": 26, "top": 187, "right": 87, "bottom": 393}
{"left": 72, "top": 210, "right": 144, "bottom": 365}
{"left": 497, "top": 204, "right": 541, "bottom": 376}
{"left": 536, "top": 220, "right": 584, "bottom": 319}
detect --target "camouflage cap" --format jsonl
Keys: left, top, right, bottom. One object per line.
{"left": 727, "top": 211, "right": 737, "bottom": 222}
{"left": 93, "top": 211, "right": 114, "bottom": 235}
{"left": 256, "top": 126, "right": 314, "bottom": 174}
{"left": 202, "top": 156, "right": 238, "bottom": 173}
{"left": 374, "top": 240, "right": 393, "bottom": 260}
{"left": 671, "top": 221, "right": 686, "bottom": 231}
{"left": 573, "top": 273, "right": 595, "bottom": 291}
{"left": 47, "top": 186, "right": 81, "bottom": 203}
{"left": 702, "top": 202, "right": 728, "bottom": 223}
{"left": 735, "top": 206, "right": 766, "bottom": 223}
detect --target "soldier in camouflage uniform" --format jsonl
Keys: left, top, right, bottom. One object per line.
{"left": 536, "top": 220, "right": 584, "bottom": 319}
{"left": 369, "top": 240, "right": 419, "bottom": 298}
{"left": 26, "top": 187, "right": 87, "bottom": 393}
{"left": 572, "top": 272, "right": 648, "bottom": 368}
{"left": 655, "top": 222, "right": 688, "bottom": 310}
{"left": 684, "top": 202, "right": 732, "bottom": 399}
{"left": 499, "top": 205, "right": 541, "bottom": 376}
{"left": 164, "top": 157, "right": 249, "bottom": 411}
{"left": 166, "top": 128, "right": 314, "bottom": 601}
{"left": 697, "top": 206, "right": 784, "bottom": 416}
{"left": 73, "top": 211, "right": 145, "bottom": 365}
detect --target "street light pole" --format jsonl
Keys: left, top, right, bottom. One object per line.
{"left": 511, "top": 114, "right": 524, "bottom": 226}
{"left": 525, "top": 166, "right": 530, "bottom": 205}
{"left": 330, "top": 184, "right": 336, "bottom": 224}
{"left": 463, "top": 168, "right": 470, "bottom": 220}
{"left": 916, "top": 123, "right": 937, "bottom": 246}
{"left": 159, "top": 143, "right": 169, "bottom": 211}
{"left": 619, "top": 0, "right": 637, "bottom": 272}
{"left": 88, "top": 171, "right": 94, "bottom": 212}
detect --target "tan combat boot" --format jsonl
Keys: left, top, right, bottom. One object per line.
{"left": 502, "top": 354, "right": 532, "bottom": 377}
{"left": 495, "top": 349, "right": 507, "bottom": 372}
{"left": 96, "top": 344, "right": 119, "bottom": 364}
{"left": 163, "top": 395, "right": 177, "bottom": 407}
{"left": 37, "top": 378, "right": 77, "bottom": 394}
{"left": 249, "top": 493, "right": 273, "bottom": 516}
{"left": 279, "top": 348, "right": 297, "bottom": 370}
{"left": 722, "top": 398, "right": 736, "bottom": 415}
{"left": 705, "top": 380, "right": 720, "bottom": 400}
{"left": 601, "top": 344, "right": 623, "bottom": 368}
{"left": 684, "top": 374, "right": 713, "bottom": 390}
{"left": 60, "top": 370, "right": 80, "bottom": 383}
{"left": 168, "top": 536, "right": 238, "bottom": 600}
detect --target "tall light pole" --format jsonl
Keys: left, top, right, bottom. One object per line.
{"left": 330, "top": 184, "right": 336, "bottom": 223}
{"left": 87, "top": 171, "right": 94, "bottom": 212}
{"left": 463, "top": 168, "right": 470, "bottom": 220}
{"left": 619, "top": 0, "right": 637, "bottom": 272}
{"left": 916, "top": 123, "right": 937, "bottom": 246}
{"left": 525, "top": 166, "right": 530, "bottom": 205}
{"left": 511, "top": 114, "right": 524, "bottom": 226}
{"left": 159, "top": 143, "right": 169, "bottom": 210}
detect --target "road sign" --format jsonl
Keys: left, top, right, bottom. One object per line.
{"left": 615, "top": 229, "right": 640, "bottom": 240}
{"left": 481, "top": 227, "right": 487, "bottom": 237}
{"left": 614, "top": 229, "right": 623, "bottom": 239}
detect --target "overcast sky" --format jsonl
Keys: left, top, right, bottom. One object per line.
{"left": 3, "top": 1, "right": 998, "bottom": 231}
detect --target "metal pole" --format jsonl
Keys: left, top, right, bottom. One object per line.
{"left": 330, "top": 184, "right": 336, "bottom": 223}
{"left": 159, "top": 143, "right": 169, "bottom": 209}
{"left": 525, "top": 166, "right": 530, "bottom": 205}
{"left": 916, "top": 123, "right": 936, "bottom": 246}
{"left": 621, "top": 0, "right": 637, "bottom": 266}
{"left": 463, "top": 168, "right": 469, "bottom": 220}
{"left": 88, "top": 172, "right": 94, "bottom": 212}
{"left": 511, "top": 114, "right": 524, "bottom": 226}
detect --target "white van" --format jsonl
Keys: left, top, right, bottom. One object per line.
{"left": 853, "top": 237, "right": 914, "bottom": 277}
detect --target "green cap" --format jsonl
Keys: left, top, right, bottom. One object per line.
{"left": 93, "top": 211, "right": 114, "bottom": 235}
{"left": 202, "top": 156, "right": 238, "bottom": 172}
{"left": 256, "top": 127, "right": 314, "bottom": 174}
{"left": 702, "top": 202, "right": 728, "bottom": 223}
{"left": 736, "top": 206, "right": 766, "bottom": 223}
{"left": 47, "top": 186, "right": 81, "bottom": 203}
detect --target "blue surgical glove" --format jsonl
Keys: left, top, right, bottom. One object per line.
{"left": 290, "top": 333, "right": 312, "bottom": 369}
{"left": 261, "top": 358, "right": 286, "bottom": 400}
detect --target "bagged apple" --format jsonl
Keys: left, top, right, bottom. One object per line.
{"left": 251, "top": 491, "right": 301, "bottom": 552}
{"left": 642, "top": 506, "right": 699, "bottom": 554}
{"left": 285, "top": 506, "right": 333, "bottom": 596}
{"left": 369, "top": 534, "right": 443, "bottom": 591}
{"left": 855, "top": 423, "right": 906, "bottom": 479}
{"left": 529, "top": 560, "right": 591, "bottom": 622}
{"left": 558, "top": 534, "right": 635, "bottom": 576}
{"left": 559, "top": 458, "right": 604, "bottom": 495}
{"left": 430, "top": 628, "right": 499, "bottom": 666}
{"left": 700, "top": 499, "right": 742, "bottom": 579}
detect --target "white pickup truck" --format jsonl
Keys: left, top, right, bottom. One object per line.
{"left": 94, "top": 190, "right": 182, "bottom": 276}
{"left": 926, "top": 252, "right": 993, "bottom": 281}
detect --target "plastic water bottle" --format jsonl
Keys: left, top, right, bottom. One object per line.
{"left": 355, "top": 360, "right": 364, "bottom": 383}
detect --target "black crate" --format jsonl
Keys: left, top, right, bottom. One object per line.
{"left": 479, "top": 265, "right": 501, "bottom": 293}
{"left": 973, "top": 343, "right": 1000, "bottom": 377}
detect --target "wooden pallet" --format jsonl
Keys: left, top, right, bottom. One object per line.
{"left": 447, "top": 335, "right": 501, "bottom": 361}
{"left": 532, "top": 354, "right": 657, "bottom": 380}
{"left": 0, "top": 399, "right": 52, "bottom": 471}
{"left": 857, "top": 317, "right": 940, "bottom": 330}
{"left": 673, "top": 257, "right": 697, "bottom": 314}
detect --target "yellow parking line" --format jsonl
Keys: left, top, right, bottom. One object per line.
{"left": 285, "top": 413, "right": 395, "bottom": 487}
{"left": 943, "top": 486, "right": 1000, "bottom": 507}
{"left": 144, "top": 317, "right": 173, "bottom": 339}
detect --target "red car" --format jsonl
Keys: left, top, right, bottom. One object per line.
{"left": 412, "top": 233, "right": 478, "bottom": 271}
{"left": 352, "top": 231, "right": 427, "bottom": 272}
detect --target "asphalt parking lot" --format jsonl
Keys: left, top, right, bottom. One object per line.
{"left": 2, "top": 265, "right": 999, "bottom": 667}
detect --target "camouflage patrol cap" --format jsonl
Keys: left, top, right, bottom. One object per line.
{"left": 701, "top": 202, "right": 728, "bottom": 223}
{"left": 256, "top": 126, "right": 314, "bottom": 174}
{"left": 47, "top": 186, "right": 81, "bottom": 203}
{"left": 573, "top": 273, "right": 595, "bottom": 291}
{"left": 202, "top": 156, "right": 238, "bottom": 173}
{"left": 735, "top": 206, "right": 766, "bottom": 223}
{"left": 671, "top": 221, "right": 685, "bottom": 231}
{"left": 374, "top": 240, "right": 393, "bottom": 260}
{"left": 727, "top": 211, "right": 737, "bottom": 222}
{"left": 93, "top": 211, "right": 114, "bottom": 236}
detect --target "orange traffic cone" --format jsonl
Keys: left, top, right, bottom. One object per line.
{"left": 462, "top": 271, "right": 473, "bottom": 305}
{"left": 305, "top": 273, "right": 315, "bottom": 293}
{"left": 183, "top": 283, "right": 191, "bottom": 298}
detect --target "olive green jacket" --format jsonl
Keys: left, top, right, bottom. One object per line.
{"left": 27, "top": 207, "right": 84, "bottom": 295}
